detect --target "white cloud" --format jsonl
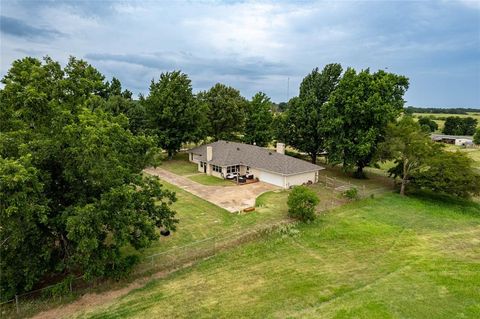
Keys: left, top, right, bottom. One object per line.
{"left": 1, "top": 0, "right": 479, "bottom": 106}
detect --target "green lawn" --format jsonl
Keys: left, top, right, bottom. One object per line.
{"left": 139, "top": 181, "right": 289, "bottom": 256}
{"left": 75, "top": 194, "right": 480, "bottom": 318}
{"left": 187, "top": 174, "right": 233, "bottom": 186}
{"left": 159, "top": 153, "right": 198, "bottom": 176}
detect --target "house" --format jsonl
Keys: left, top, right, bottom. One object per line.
{"left": 431, "top": 134, "right": 474, "bottom": 147}
{"left": 188, "top": 140, "right": 324, "bottom": 188}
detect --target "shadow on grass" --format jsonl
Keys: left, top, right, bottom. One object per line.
{"left": 408, "top": 190, "right": 480, "bottom": 216}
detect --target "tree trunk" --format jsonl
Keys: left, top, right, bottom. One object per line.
{"left": 310, "top": 153, "right": 317, "bottom": 164}
{"left": 354, "top": 165, "right": 366, "bottom": 179}
{"left": 168, "top": 150, "right": 174, "bottom": 160}
{"left": 400, "top": 160, "right": 408, "bottom": 196}
{"left": 400, "top": 180, "right": 406, "bottom": 196}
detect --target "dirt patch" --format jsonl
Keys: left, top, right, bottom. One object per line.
{"left": 32, "top": 264, "right": 195, "bottom": 319}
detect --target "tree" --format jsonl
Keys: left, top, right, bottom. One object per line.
{"left": 144, "top": 71, "right": 206, "bottom": 158}
{"left": 284, "top": 64, "right": 343, "bottom": 163}
{"left": 199, "top": 83, "right": 247, "bottom": 140}
{"left": 411, "top": 151, "right": 480, "bottom": 198}
{"left": 474, "top": 128, "right": 480, "bottom": 144}
{"left": 443, "top": 116, "right": 478, "bottom": 135}
{"left": 243, "top": 92, "right": 274, "bottom": 146}
{"left": 63, "top": 56, "right": 109, "bottom": 110}
{"left": 0, "top": 57, "right": 178, "bottom": 299}
{"left": 417, "top": 116, "right": 438, "bottom": 132}
{"left": 0, "top": 156, "right": 50, "bottom": 298}
{"left": 287, "top": 186, "right": 319, "bottom": 222}
{"left": 324, "top": 68, "right": 409, "bottom": 178}
{"left": 378, "top": 116, "right": 437, "bottom": 195}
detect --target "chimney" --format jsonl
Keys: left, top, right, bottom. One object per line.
{"left": 276, "top": 142, "right": 285, "bottom": 155}
{"left": 206, "top": 146, "right": 213, "bottom": 161}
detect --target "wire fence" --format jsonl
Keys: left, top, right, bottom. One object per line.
{"left": 315, "top": 175, "right": 394, "bottom": 213}
{"left": 0, "top": 177, "right": 394, "bottom": 318}
{"left": 0, "top": 219, "right": 296, "bottom": 318}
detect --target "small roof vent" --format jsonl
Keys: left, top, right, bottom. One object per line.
{"left": 269, "top": 152, "right": 272, "bottom": 155}
{"left": 237, "top": 147, "right": 240, "bottom": 151}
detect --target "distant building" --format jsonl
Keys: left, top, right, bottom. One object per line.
{"left": 431, "top": 134, "right": 474, "bottom": 147}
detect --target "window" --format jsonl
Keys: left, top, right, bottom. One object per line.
{"left": 200, "top": 162, "right": 205, "bottom": 168}
{"left": 212, "top": 165, "right": 222, "bottom": 173}
{"left": 227, "top": 165, "right": 240, "bottom": 173}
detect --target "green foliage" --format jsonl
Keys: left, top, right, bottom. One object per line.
{"left": 243, "top": 92, "right": 274, "bottom": 146}
{"left": 0, "top": 156, "right": 50, "bottom": 298}
{"left": 0, "top": 57, "right": 178, "bottom": 299}
{"left": 418, "top": 116, "right": 438, "bottom": 132}
{"left": 343, "top": 187, "right": 359, "bottom": 200}
{"left": 144, "top": 71, "right": 207, "bottom": 157}
{"left": 199, "top": 83, "right": 247, "bottom": 141}
{"left": 324, "top": 68, "right": 409, "bottom": 178}
{"left": 378, "top": 116, "right": 437, "bottom": 195}
{"left": 443, "top": 116, "right": 478, "bottom": 135}
{"left": 284, "top": 64, "right": 343, "bottom": 163}
{"left": 474, "top": 128, "right": 480, "bottom": 144}
{"left": 287, "top": 186, "right": 319, "bottom": 222}
{"left": 411, "top": 150, "right": 480, "bottom": 198}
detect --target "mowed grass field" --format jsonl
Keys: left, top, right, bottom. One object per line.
{"left": 75, "top": 194, "right": 480, "bottom": 319}
{"left": 187, "top": 174, "right": 234, "bottom": 186}
{"left": 158, "top": 153, "right": 198, "bottom": 176}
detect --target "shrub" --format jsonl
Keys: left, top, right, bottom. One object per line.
{"left": 343, "top": 187, "right": 359, "bottom": 200}
{"left": 411, "top": 150, "right": 480, "bottom": 198}
{"left": 474, "top": 128, "right": 480, "bottom": 145}
{"left": 287, "top": 186, "right": 320, "bottom": 222}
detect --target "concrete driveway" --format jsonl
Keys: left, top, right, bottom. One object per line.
{"left": 144, "top": 167, "right": 279, "bottom": 212}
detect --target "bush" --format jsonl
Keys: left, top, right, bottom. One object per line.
{"left": 287, "top": 186, "right": 320, "bottom": 222}
{"left": 474, "top": 128, "right": 480, "bottom": 145}
{"left": 411, "top": 150, "right": 480, "bottom": 198}
{"left": 343, "top": 187, "right": 359, "bottom": 200}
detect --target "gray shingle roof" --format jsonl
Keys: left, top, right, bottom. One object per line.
{"left": 431, "top": 134, "right": 473, "bottom": 140}
{"left": 189, "top": 140, "right": 324, "bottom": 175}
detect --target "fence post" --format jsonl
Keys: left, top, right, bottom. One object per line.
{"left": 15, "top": 294, "right": 19, "bottom": 314}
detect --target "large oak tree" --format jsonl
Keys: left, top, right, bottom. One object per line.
{"left": 143, "top": 71, "right": 207, "bottom": 158}
{"left": 283, "top": 64, "right": 343, "bottom": 163}
{"left": 198, "top": 83, "right": 247, "bottom": 141}
{"left": 324, "top": 68, "right": 409, "bottom": 178}
{"left": 0, "top": 57, "right": 178, "bottom": 299}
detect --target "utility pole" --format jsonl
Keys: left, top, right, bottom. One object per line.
{"left": 287, "top": 77, "right": 290, "bottom": 101}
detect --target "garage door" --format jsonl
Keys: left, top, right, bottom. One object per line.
{"left": 259, "top": 171, "right": 284, "bottom": 187}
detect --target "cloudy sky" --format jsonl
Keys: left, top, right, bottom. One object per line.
{"left": 1, "top": 0, "right": 479, "bottom": 107}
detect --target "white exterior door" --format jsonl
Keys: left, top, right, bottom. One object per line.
{"left": 259, "top": 171, "right": 284, "bottom": 188}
